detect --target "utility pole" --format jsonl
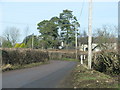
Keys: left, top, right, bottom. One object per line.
{"left": 32, "top": 33, "right": 34, "bottom": 49}
{"left": 0, "top": 37, "right": 2, "bottom": 48}
{"left": 88, "top": 0, "right": 92, "bottom": 69}
{"left": 75, "top": 28, "right": 78, "bottom": 59}
{"left": 25, "top": 26, "right": 29, "bottom": 44}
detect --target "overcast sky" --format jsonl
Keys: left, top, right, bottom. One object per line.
{"left": 0, "top": 1, "right": 118, "bottom": 42}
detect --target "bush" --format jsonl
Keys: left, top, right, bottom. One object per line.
{"left": 19, "top": 43, "right": 26, "bottom": 48}
{"left": 92, "top": 51, "right": 120, "bottom": 75}
{"left": 14, "top": 43, "right": 26, "bottom": 48}
{"left": 14, "top": 43, "right": 20, "bottom": 48}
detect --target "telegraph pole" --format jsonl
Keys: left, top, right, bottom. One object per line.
{"left": 88, "top": 0, "right": 92, "bottom": 69}
{"left": 75, "top": 28, "right": 78, "bottom": 59}
{"left": 0, "top": 37, "right": 2, "bottom": 47}
{"left": 32, "top": 33, "right": 34, "bottom": 49}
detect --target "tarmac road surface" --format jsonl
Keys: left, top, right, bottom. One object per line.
{"left": 2, "top": 60, "right": 77, "bottom": 88}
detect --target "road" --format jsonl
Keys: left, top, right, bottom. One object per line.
{"left": 2, "top": 60, "right": 77, "bottom": 88}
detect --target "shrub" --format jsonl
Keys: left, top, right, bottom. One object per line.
{"left": 19, "top": 43, "right": 26, "bottom": 48}
{"left": 14, "top": 43, "right": 26, "bottom": 48}
{"left": 14, "top": 43, "right": 20, "bottom": 48}
{"left": 92, "top": 51, "right": 120, "bottom": 75}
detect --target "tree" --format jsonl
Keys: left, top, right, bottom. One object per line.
{"left": 3, "top": 27, "right": 20, "bottom": 46}
{"left": 94, "top": 25, "right": 117, "bottom": 50}
{"left": 37, "top": 17, "right": 59, "bottom": 49}
{"left": 78, "top": 30, "right": 88, "bottom": 51}
{"left": 0, "top": 36, "right": 12, "bottom": 48}
{"left": 36, "top": 9, "right": 80, "bottom": 49}
{"left": 59, "top": 9, "right": 80, "bottom": 49}
{"left": 2, "top": 40, "right": 12, "bottom": 48}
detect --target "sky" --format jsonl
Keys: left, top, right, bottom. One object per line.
{"left": 0, "top": 1, "right": 118, "bottom": 43}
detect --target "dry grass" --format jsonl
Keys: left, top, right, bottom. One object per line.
{"left": 72, "top": 64, "right": 119, "bottom": 88}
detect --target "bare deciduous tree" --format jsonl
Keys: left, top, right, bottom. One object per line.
{"left": 3, "top": 27, "right": 20, "bottom": 46}
{"left": 94, "top": 25, "right": 117, "bottom": 50}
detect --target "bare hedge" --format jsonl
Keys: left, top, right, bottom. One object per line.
{"left": 48, "top": 50, "right": 87, "bottom": 60}
{"left": 48, "top": 52, "right": 76, "bottom": 60}
{"left": 1, "top": 48, "right": 49, "bottom": 66}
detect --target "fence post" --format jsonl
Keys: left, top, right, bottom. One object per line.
{"left": 81, "top": 55, "right": 83, "bottom": 64}
{"left": 83, "top": 54, "right": 86, "bottom": 60}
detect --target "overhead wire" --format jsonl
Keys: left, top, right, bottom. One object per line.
{"left": 0, "top": 21, "right": 36, "bottom": 26}
{"left": 79, "top": 0, "right": 85, "bottom": 20}
{"left": 78, "top": 0, "right": 85, "bottom": 34}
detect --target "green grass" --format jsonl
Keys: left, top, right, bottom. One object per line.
{"left": 79, "top": 77, "right": 97, "bottom": 80}
{"left": 61, "top": 58, "right": 79, "bottom": 61}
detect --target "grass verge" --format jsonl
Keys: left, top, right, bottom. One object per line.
{"left": 72, "top": 64, "right": 119, "bottom": 88}
{"left": 53, "top": 58, "right": 79, "bottom": 62}
{"left": 62, "top": 58, "right": 79, "bottom": 61}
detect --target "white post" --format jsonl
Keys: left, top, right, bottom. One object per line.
{"left": 88, "top": 0, "right": 92, "bottom": 69}
{"left": 61, "top": 41, "right": 64, "bottom": 47}
{"left": 81, "top": 55, "right": 83, "bottom": 64}
{"left": 84, "top": 55, "right": 86, "bottom": 60}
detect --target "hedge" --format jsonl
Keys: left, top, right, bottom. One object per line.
{"left": 1, "top": 48, "right": 49, "bottom": 66}
{"left": 48, "top": 51, "right": 87, "bottom": 60}
{"left": 1, "top": 48, "right": 87, "bottom": 66}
